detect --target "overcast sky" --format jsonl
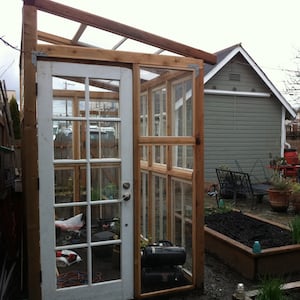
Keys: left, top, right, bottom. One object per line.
{"left": 1, "top": 0, "right": 300, "bottom": 106}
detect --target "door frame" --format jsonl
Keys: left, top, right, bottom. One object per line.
{"left": 25, "top": 47, "right": 204, "bottom": 299}
{"left": 37, "top": 61, "right": 133, "bottom": 300}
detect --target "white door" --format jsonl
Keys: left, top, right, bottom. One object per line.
{"left": 37, "top": 61, "right": 133, "bottom": 300}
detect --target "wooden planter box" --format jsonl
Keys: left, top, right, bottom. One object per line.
{"left": 204, "top": 213, "right": 300, "bottom": 280}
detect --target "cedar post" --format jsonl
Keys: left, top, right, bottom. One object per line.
{"left": 22, "top": 1, "right": 41, "bottom": 299}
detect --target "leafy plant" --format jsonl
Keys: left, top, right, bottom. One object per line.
{"left": 270, "top": 171, "right": 291, "bottom": 191}
{"left": 204, "top": 203, "right": 232, "bottom": 216}
{"left": 290, "top": 181, "right": 300, "bottom": 194}
{"left": 256, "top": 276, "right": 286, "bottom": 300}
{"left": 9, "top": 96, "right": 21, "bottom": 139}
{"left": 289, "top": 216, "right": 300, "bottom": 244}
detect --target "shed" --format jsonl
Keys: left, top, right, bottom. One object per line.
{"left": 203, "top": 44, "right": 296, "bottom": 184}
{"left": 20, "top": 1, "right": 216, "bottom": 300}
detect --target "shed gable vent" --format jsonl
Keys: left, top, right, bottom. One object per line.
{"left": 229, "top": 73, "right": 241, "bottom": 81}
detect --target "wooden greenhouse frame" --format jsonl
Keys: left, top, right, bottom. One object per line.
{"left": 21, "top": 1, "right": 216, "bottom": 299}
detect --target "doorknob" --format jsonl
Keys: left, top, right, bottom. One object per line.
{"left": 122, "top": 193, "right": 131, "bottom": 201}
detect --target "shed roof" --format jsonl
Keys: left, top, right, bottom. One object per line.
{"left": 204, "top": 43, "right": 296, "bottom": 118}
{"left": 28, "top": 0, "right": 216, "bottom": 64}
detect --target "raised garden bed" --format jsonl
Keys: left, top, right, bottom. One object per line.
{"left": 204, "top": 210, "right": 300, "bottom": 280}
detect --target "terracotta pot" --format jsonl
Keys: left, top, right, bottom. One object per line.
{"left": 268, "top": 189, "right": 291, "bottom": 212}
{"left": 291, "top": 192, "right": 300, "bottom": 213}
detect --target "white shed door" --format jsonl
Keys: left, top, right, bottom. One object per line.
{"left": 37, "top": 61, "right": 133, "bottom": 300}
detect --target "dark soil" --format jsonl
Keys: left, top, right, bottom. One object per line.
{"left": 205, "top": 210, "right": 293, "bottom": 249}
{"left": 158, "top": 208, "right": 300, "bottom": 299}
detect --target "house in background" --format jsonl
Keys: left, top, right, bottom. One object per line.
{"left": 203, "top": 44, "right": 296, "bottom": 184}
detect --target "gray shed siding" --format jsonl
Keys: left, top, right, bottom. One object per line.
{"left": 204, "top": 55, "right": 282, "bottom": 184}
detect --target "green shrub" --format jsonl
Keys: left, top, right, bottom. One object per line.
{"left": 257, "top": 276, "right": 286, "bottom": 300}
{"left": 289, "top": 216, "right": 300, "bottom": 244}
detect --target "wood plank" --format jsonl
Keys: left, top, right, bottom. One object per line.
{"left": 37, "top": 44, "right": 205, "bottom": 69}
{"left": 53, "top": 90, "right": 118, "bottom": 99}
{"left": 72, "top": 24, "right": 87, "bottom": 44}
{"left": 38, "top": 30, "right": 73, "bottom": 45}
{"left": 193, "top": 63, "right": 205, "bottom": 288}
{"left": 34, "top": 0, "right": 216, "bottom": 64}
{"left": 22, "top": 3, "right": 41, "bottom": 300}
{"left": 139, "top": 136, "right": 195, "bottom": 145}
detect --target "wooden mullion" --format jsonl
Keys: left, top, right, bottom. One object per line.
{"left": 193, "top": 62, "right": 205, "bottom": 288}
{"left": 53, "top": 89, "right": 118, "bottom": 99}
{"left": 139, "top": 136, "right": 195, "bottom": 145}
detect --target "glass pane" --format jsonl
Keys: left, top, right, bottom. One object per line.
{"left": 91, "top": 203, "right": 121, "bottom": 282}
{"left": 153, "top": 145, "right": 166, "bottom": 164}
{"left": 91, "top": 203, "right": 120, "bottom": 238}
{"left": 56, "top": 247, "right": 88, "bottom": 289}
{"left": 152, "top": 88, "right": 166, "bottom": 136}
{"left": 55, "top": 206, "right": 86, "bottom": 247}
{"left": 89, "top": 122, "right": 120, "bottom": 159}
{"left": 92, "top": 244, "right": 121, "bottom": 282}
{"left": 55, "top": 166, "right": 87, "bottom": 203}
{"left": 52, "top": 98, "right": 73, "bottom": 118}
{"left": 152, "top": 175, "right": 166, "bottom": 241}
{"left": 140, "top": 93, "right": 148, "bottom": 137}
{"left": 89, "top": 97, "right": 119, "bottom": 118}
{"left": 91, "top": 166, "right": 120, "bottom": 201}
{"left": 55, "top": 168, "right": 74, "bottom": 203}
{"left": 53, "top": 120, "right": 74, "bottom": 159}
{"left": 140, "top": 172, "right": 149, "bottom": 239}
{"left": 173, "top": 145, "right": 193, "bottom": 169}
{"left": 172, "top": 180, "right": 192, "bottom": 273}
{"left": 172, "top": 78, "right": 193, "bottom": 137}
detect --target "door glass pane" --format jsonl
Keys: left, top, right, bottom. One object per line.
{"left": 88, "top": 97, "right": 119, "bottom": 118}
{"left": 89, "top": 122, "right": 120, "bottom": 159}
{"left": 51, "top": 72, "right": 123, "bottom": 291}
{"left": 91, "top": 203, "right": 121, "bottom": 282}
{"left": 56, "top": 247, "right": 88, "bottom": 289}
{"left": 55, "top": 206, "right": 87, "bottom": 247}
{"left": 91, "top": 166, "right": 120, "bottom": 201}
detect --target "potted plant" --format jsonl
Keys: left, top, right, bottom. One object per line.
{"left": 268, "top": 171, "right": 291, "bottom": 212}
{"left": 290, "top": 182, "right": 300, "bottom": 213}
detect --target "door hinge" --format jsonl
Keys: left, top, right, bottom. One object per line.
{"left": 31, "top": 51, "right": 47, "bottom": 66}
{"left": 37, "top": 177, "right": 39, "bottom": 190}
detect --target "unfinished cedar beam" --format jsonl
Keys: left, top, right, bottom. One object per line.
{"left": 22, "top": 3, "right": 41, "bottom": 300}
{"left": 38, "top": 30, "right": 73, "bottom": 45}
{"left": 38, "top": 31, "right": 93, "bottom": 48}
{"left": 33, "top": 0, "right": 217, "bottom": 64}
{"left": 37, "top": 44, "right": 205, "bottom": 69}
{"left": 72, "top": 24, "right": 87, "bottom": 44}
